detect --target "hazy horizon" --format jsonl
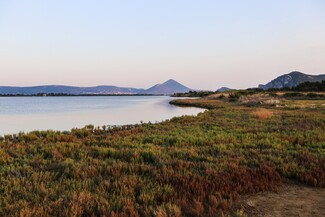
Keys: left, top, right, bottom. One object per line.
{"left": 1, "top": 1, "right": 325, "bottom": 90}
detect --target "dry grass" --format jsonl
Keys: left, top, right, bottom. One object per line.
{"left": 239, "top": 94, "right": 281, "bottom": 105}
{"left": 251, "top": 109, "right": 273, "bottom": 120}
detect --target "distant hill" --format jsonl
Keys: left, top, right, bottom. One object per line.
{"left": 217, "top": 87, "right": 233, "bottom": 92}
{"left": 259, "top": 71, "right": 325, "bottom": 90}
{"left": 143, "top": 79, "right": 192, "bottom": 95}
{"left": 0, "top": 79, "right": 192, "bottom": 95}
{"left": 0, "top": 85, "right": 144, "bottom": 95}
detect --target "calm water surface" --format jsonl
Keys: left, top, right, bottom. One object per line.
{"left": 0, "top": 96, "right": 204, "bottom": 135}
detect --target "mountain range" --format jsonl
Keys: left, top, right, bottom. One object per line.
{"left": 0, "top": 79, "right": 192, "bottom": 95}
{"left": 259, "top": 71, "right": 325, "bottom": 90}
{"left": 2, "top": 72, "right": 324, "bottom": 95}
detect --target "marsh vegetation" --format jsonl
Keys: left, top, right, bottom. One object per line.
{"left": 0, "top": 92, "right": 324, "bottom": 216}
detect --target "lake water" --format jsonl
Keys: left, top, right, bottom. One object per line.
{"left": 0, "top": 96, "right": 204, "bottom": 135}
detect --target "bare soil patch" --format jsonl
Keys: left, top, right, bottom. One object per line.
{"left": 236, "top": 184, "right": 325, "bottom": 217}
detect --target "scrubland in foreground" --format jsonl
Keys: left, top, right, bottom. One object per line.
{"left": 0, "top": 96, "right": 324, "bottom": 216}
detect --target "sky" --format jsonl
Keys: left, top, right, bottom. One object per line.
{"left": 0, "top": 0, "right": 325, "bottom": 90}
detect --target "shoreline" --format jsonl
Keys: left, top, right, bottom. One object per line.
{"left": 0, "top": 98, "right": 205, "bottom": 136}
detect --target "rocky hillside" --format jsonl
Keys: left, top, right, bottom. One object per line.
{"left": 259, "top": 71, "right": 325, "bottom": 90}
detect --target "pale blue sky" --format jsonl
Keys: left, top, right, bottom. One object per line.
{"left": 0, "top": 0, "right": 325, "bottom": 89}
